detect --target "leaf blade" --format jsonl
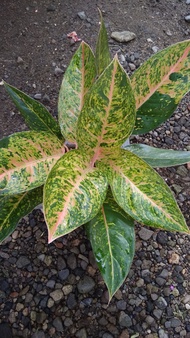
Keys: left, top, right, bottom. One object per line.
{"left": 44, "top": 150, "right": 108, "bottom": 243}
{"left": 86, "top": 193, "right": 135, "bottom": 300}
{"left": 77, "top": 57, "right": 136, "bottom": 153}
{"left": 0, "top": 131, "right": 65, "bottom": 196}
{"left": 3, "top": 81, "right": 62, "bottom": 139}
{"left": 124, "top": 143, "right": 190, "bottom": 167}
{"left": 101, "top": 149, "right": 189, "bottom": 233}
{"left": 95, "top": 9, "right": 111, "bottom": 75}
{"left": 0, "top": 186, "right": 43, "bottom": 243}
{"left": 131, "top": 40, "right": 190, "bottom": 134}
{"left": 58, "top": 41, "right": 96, "bottom": 142}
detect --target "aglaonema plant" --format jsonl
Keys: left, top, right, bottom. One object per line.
{"left": 1, "top": 12, "right": 190, "bottom": 300}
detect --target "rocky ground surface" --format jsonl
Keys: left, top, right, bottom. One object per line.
{"left": 0, "top": 0, "right": 190, "bottom": 337}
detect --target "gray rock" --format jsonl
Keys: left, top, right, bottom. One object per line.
{"left": 78, "top": 11, "right": 87, "bottom": 20}
{"left": 187, "top": 0, "right": 190, "bottom": 3}
{"left": 50, "top": 289, "right": 64, "bottom": 302}
{"left": 67, "top": 253, "right": 77, "bottom": 270}
{"left": 119, "top": 311, "right": 132, "bottom": 327}
{"left": 156, "top": 277, "right": 166, "bottom": 286}
{"left": 128, "top": 62, "right": 136, "bottom": 71}
{"left": 36, "top": 311, "right": 47, "bottom": 324}
{"left": 67, "top": 292, "right": 77, "bottom": 309}
{"left": 138, "top": 228, "right": 154, "bottom": 241}
{"left": 145, "top": 315, "right": 155, "bottom": 325}
{"left": 0, "top": 323, "right": 12, "bottom": 338}
{"left": 34, "top": 93, "right": 42, "bottom": 100}
{"left": 156, "top": 231, "right": 168, "bottom": 245}
{"left": 53, "top": 317, "right": 63, "bottom": 332}
{"left": 46, "top": 279, "right": 55, "bottom": 289}
{"left": 16, "top": 256, "right": 30, "bottom": 268}
{"left": 77, "top": 276, "right": 95, "bottom": 293}
{"left": 17, "top": 56, "right": 24, "bottom": 64}
{"left": 58, "top": 268, "right": 69, "bottom": 280}
{"left": 156, "top": 296, "right": 168, "bottom": 310}
{"left": 111, "top": 31, "right": 136, "bottom": 43}
{"left": 76, "top": 328, "right": 87, "bottom": 338}
{"left": 153, "top": 309, "right": 163, "bottom": 320}
{"left": 185, "top": 15, "right": 190, "bottom": 22}
{"left": 102, "top": 333, "right": 113, "bottom": 338}
{"left": 117, "top": 300, "right": 127, "bottom": 310}
{"left": 170, "top": 317, "right": 182, "bottom": 328}
{"left": 57, "top": 256, "right": 66, "bottom": 270}
{"left": 64, "top": 317, "right": 73, "bottom": 327}
{"left": 159, "top": 329, "right": 169, "bottom": 338}
{"left": 152, "top": 46, "right": 159, "bottom": 53}
{"left": 54, "top": 67, "right": 64, "bottom": 76}
{"left": 31, "top": 332, "right": 45, "bottom": 338}
{"left": 47, "top": 4, "right": 56, "bottom": 11}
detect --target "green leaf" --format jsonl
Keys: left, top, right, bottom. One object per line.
{"left": 58, "top": 41, "right": 96, "bottom": 142}
{"left": 86, "top": 193, "right": 135, "bottom": 300}
{"left": 0, "top": 186, "right": 43, "bottom": 243}
{"left": 95, "top": 9, "right": 111, "bottom": 75}
{"left": 0, "top": 131, "right": 65, "bottom": 196}
{"left": 131, "top": 40, "right": 190, "bottom": 134}
{"left": 124, "top": 143, "right": 190, "bottom": 167}
{"left": 3, "top": 81, "right": 62, "bottom": 139}
{"left": 100, "top": 148, "right": 189, "bottom": 234}
{"left": 77, "top": 56, "right": 136, "bottom": 158}
{"left": 44, "top": 150, "right": 108, "bottom": 243}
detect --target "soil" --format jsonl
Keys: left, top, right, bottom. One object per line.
{"left": 0, "top": 1, "right": 190, "bottom": 338}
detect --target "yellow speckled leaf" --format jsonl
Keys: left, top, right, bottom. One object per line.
{"left": 44, "top": 150, "right": 108, "bottom": 243}
{"left": 77, "top": 56, "right": 136, "bottom": 161}
{"left": 58, "top": 41, "right": 96, "bottom": 142}
{"left": 131, "top": 40, "right": 190, "bottom": 134}
{"left": 0, "top": 131, "right": 65, "bottom": 196}
{"left": 100, "top": 149, "right": 189, "bottom": 234}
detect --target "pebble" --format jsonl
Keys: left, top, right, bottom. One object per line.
{"left": 67, "top": 292, "right": 77, "bottom": 309}
{"left": 76, "top": 328, "right": 87, "bottom": 338}
{"left": 187, "top": 0, "right": 190, "bottom": 3}
{"left": 119, "top": 312, "right": 132, "bottom": 327}
{"left": 168, "top": 252, "right": 180, "bottom": 264}
{"left": 156, "top": 297, "right": 168, "bottom": 310}
{"left": 16, "top": 256, "right": 30, "bottom": 268}
{"left": 152, "top": 46, "right": 159, "bottom": 53}
{"left": 138, "top": 228, "right": 154, "bottom": 240}
{"left": 111, "top": 31, "right": 136, "bottom": 43}
{"left": 34, "top": 93, "right": 42, "bottom": 100}
{"left": 17, "top": 56, "right": 24, "bottom": 64}
{"left": 53, "top": 317, "right": 63, "bottom": 332}
{"left": 0, "top": 323, "right": 12, "bottom": 338}
{"left": 67, "top": 253, "right": 77, "bottom": 269}
{"left": 50, "top": 289, "right": 64, "bottom": 302}
{"left": 77, "top": 276, "right": 95, "bottom": 293}
{"left": 77, "top": 11, "right": 87, "bottom": 20}
{"left": 185, "top": 15, "right": 190, "bottom": 22}
{"left": 156, "top": 231, "right": 168, "bottom": 245}
{"left": 54, "top": 67, "right": 64, "bottom": 76}
{"left": 159, "top": 329, "right": 168, "bottom": 338}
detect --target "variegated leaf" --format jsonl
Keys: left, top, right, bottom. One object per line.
{"left": 58, "top": 41, "right": 96, "bottom": 142}
{"left": 44, "top": 150, "right": 108, "bottom": 243}
{"left": 86, "top": 192, "right": 135, "bottom": 300}
{"left": 124, "top": 143, "right": 190, "bottom": 167}
{"left": 77, "top": 56, "right": 136, "bottom": 161}
{"left": 100, "top": 149, "right": 189, "bottom": 234}
{"left": 131, "top": 40, "right": 190, "bottom": 134}
{"left": 3, "top": 81, "right": 62, "bottom": 139}
{"left": 0, "top": 186, "right": 43, "bottom": 243}
{"left": 0, "top": 131, "right": 65, "bottom": 196}
{"left": 95, "top": 9, "right": 111, "bottom": 75}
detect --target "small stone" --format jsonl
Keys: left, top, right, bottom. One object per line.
{"left": 159, "top": 329, "right": 168, "bottom": 338}
{"left": 36, "top": 311, "right": 47, "bottom": 324}
{"left": 16, "top": 256, "right": 30, "bottom": 268}
{"left": 0, "top": 323, "right": 13, "bottom": 338}
{"left": 152, "top": 46, "right": 159, "bottom": 53}
{"left": 54, "top": 67, "right": 64, "bottom": 76}
{"left": 182, "top": 294, "right": 190, "bottom": 304}
{"left": 165, "top": 29, "right": 172, "bottom": 36}
{"left": 187, "top": 0, "right": 190, "bottom": 3}
{"left": 46, "top": 280, "right": 55, "bottom": 289}
{"left": 67, "top": 253, "right": 77, "bottom": 269}
{"left": 185, "top": 15, "right": 190, "bottom": 22}
{"left": 64, "top": 317, "right": 73, "bottom": 327}
{"left": 34, "top": 93, "right": 42, "bottom": 100}
{"left": 146, "top": 315, "right": 155, "bottom": 325}
{"left": 119, "top": 330, "right": 129, "bottom": 338}
{"left": 156, "top": 231, "right": 168, "bottom": 245}
{"left": 67, "top": 293, "right": 77, "bottom": 309}
{"left": 62, "top": 284, "right": 72, "bottom": 295}
{"left": 57, "top": 256, "right": 66, "bottom": 270}
{"left": 156, "top": 277, "right": 166, "bottom": 286}
{"left": 128, "top": 63, "right": 136, "bottom": 71}
{"left": 50, "top": 289, "right": 64, "bottom": 302}
{"left": 76, "top": 328, "right": 87, "bottom": 338}
{"left": 168, "top": 252, "right": 180, "bottom": 264}
{"left": 16, "top": 303, "right": 24, "bottom": 311}
{"left": 156, "top": 296, "right": 167, "bottom": 310}
{"left": 77, "top": 11, "right": 87, "bottom": 20}
{"left": 111, "top": 31, "right": 136, "bottom": 43}
{"left": 17, "top": 56, "right": 24, "bottom": 64}
{"left": 103, "top": 333, "right": 113, "bottom": 338}
{"left": 47, "top": 4, "right": 56, "bottom": 11}
{"left": 53, "top": 317, "right": 63, "bottom": 332}
{"left": 58, "top": 268, "right": 69, "bottom": 280}
{"left": 117, "top": 300, "right": 127, "bottom": 310}
{"left": 31, "top": 331, "right": 45, "bottom": 338}
{"left": 153, "top": 309, "right": 163, "bottom": 320}
{"left": 139, "top": 228, "right": 154, "bottom": 240}
{"left": 171, "top": 318, "right": 181, "bottom": 328}
{"left": 42, "top": 94, "right": 50, "bottom": 103}
{"left": 47, "top": 297, "right": 54, "bottom": 308}
{"left": 119, "top": 311, "right": 132, "bottom": 327}
{"left": 77, "top": 276, "right": 95, "bottom": 293}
